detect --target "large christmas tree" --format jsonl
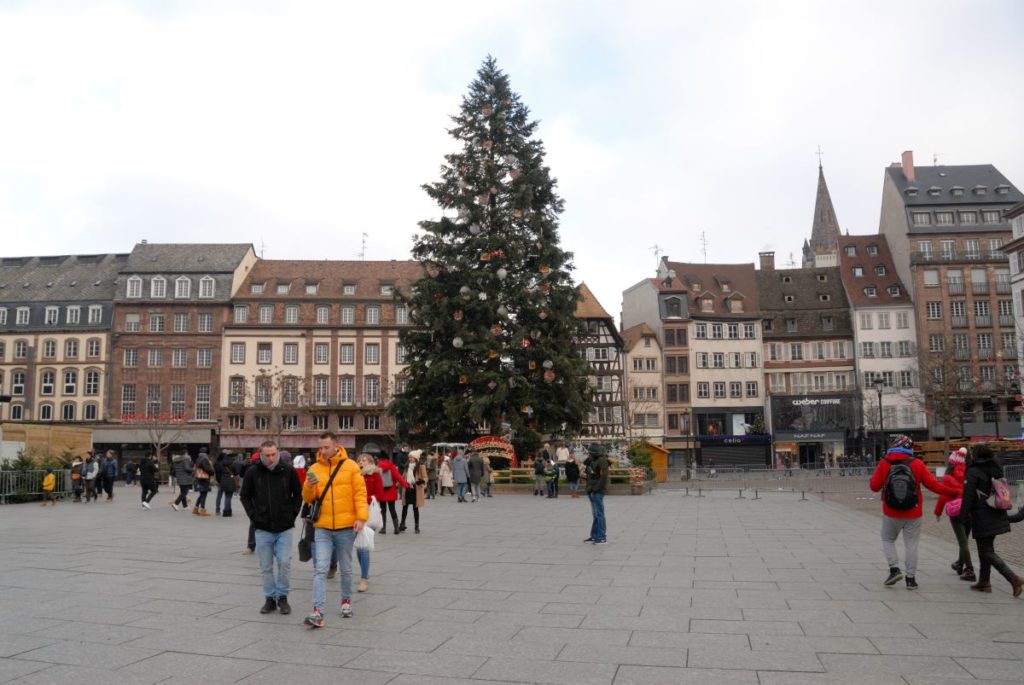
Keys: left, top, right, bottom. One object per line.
{"left": 392, "top": 57, "right": 591, "bottom": 451}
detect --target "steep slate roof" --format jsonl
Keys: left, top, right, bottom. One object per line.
{"left": 123, "top": 243, "right": 254, "bottom": 273}
{"left": 574, "top": 282, "right": 613, "bottom": 320}
{"left": 240, "top": 259, "right": 423, "bottom": 298}
{"left": 756, "top": 266, "right": 853, "bottom": 339}
{"left": 809, "top": 166, "right": 841, "bottom": 254}
{"left": 0, "top": 253, "right": 128, "bottom": 303}
{"left": 621, "top": 322, "right": 658, "bottom": 351}
{"left": 836, "top": 233, "right": 912, "bottom": 308}
{"left": 664, "top": 260, "right": 759, "bottom": 318}
{"left": 885, "top": 164, "right": 1024, "bottom": 207}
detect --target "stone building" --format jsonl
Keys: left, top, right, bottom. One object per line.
{"left": 621, "top": 323, "right": 664, "bottom": 446}
{"left": 879, "top": 151, "right": 1023, "bottom": 438}
{"left": 0, "top": 253, "right": 126, "bottom": 425}
{"left": 757, "top": 252, "right": 857, "bottom": 465}
{"left": 573, "top": 283, "right": 626, "bottom": 444}
{"left": 1001, "top": 201, "right": 1024, "bottom": 432}
{"left": 802, "top": 164, "right": 842, "bottom": 268}
{"left": 98, "top": 243, "right": 258, "bottom": 457}
{"left": 219, "top": 259, "right": 421, "bottom": 454}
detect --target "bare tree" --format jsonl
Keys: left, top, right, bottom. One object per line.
{"left": 246, "top": 369, "right": 311, "bottom": 446}
{"left": 122, "top": 411, "right": 186, "bottom": 462}
{"left": 916, "top": 342, "right": 975, "bottom": 456}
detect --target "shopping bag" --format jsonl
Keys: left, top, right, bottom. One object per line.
{"left": 355, "top": 525, "right": 375, "bottom": 552}
{"left": 367, "top": 496, "right": 383, "bottom": 531}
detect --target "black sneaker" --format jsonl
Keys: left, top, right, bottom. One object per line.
{"left": 884, "top": 568, "right": 904, "bottom": 587}
{"left": 277, "top": 596, "right": 291, "bottom": 615}
{"left": 583, "top": 537, "right": 595, "bottom": 543}
{"left": 592, "top": 539, "right": 607, "bottom": 545}
{"left": 260, "top": 597, "right": 277, "bottom": 614}
{"left": 905, "top": 576, "right": 918, "bottom": 590}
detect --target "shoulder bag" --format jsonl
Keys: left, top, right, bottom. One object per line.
{"left": 298, "top": 459, "right": 345, "bottom": 562}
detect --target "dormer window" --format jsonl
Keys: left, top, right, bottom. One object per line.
{"left": 199, "top": 276, "right": 215, "bottom": 298}
{"left": 927, "top": 186, "right": 941, "bottom": 197}
{"left": 305, "top": 283, "right": 319, "bottom": 295}
{"left": 343, "top": 284, "right": 356, "bottom": 295}
{"left": 276, "top": 283, "right": 290, "bottom": 294}
{"left": 904, "top": 186, "right": 919, "bottom": 197}
{"left": 174, "top": 276, "right": 191, "bottom": 299}
{"left": 818, "top": 294, "right": 831, "bottom": 302}
{"left": 380, "top": 284, "right": 394, "bottom": 296}
{"left": 817, "top": 273, "right": 827, "bottom": 282}
{"left": 127, "top": 276, "right": 142, "bottom": 299}
{"left": 250, "top": 283, "right": 265, "bottom": 294}
{"left": 721, "top": 283, "right": 731, "bottom": 293}
{"left": 786, "top": 319, "right": 797, "bottom": 332}
{"left": 996, "top": 184, "right": 1010, "bottom": 195}
{"left": 700, "top": 298, "right": 714, "bottom": 313}
{"left": 972, "top": 185, "right": 987, "bottom": 195}
{"left": 784, "top": 295, "right": 795, "bottom": 303}
{"left": 866, "top": 245, "right": 878, "bottom": 256}
{"left": 782, "top": 276, "right": 792, "bottom": 284}
{"left": 150, "top": 276, "right": 166, "bottom": 299}
{"left": 864, "top": 286, "right": 877, "bottom": 297}
{"left": 875, "top": 265, "right": 886, "bottom": 276}
{"left": 887, "top": 286, "right": 901, "bottom": 297}
{"left": 728, "top": 299, "right": 743, "bottom": 313}
{"left": 665, "top": 297, "right": 682, "bottom": 318}
{"left": 822, "top": 316, "right": 834, "bottom": 331}
{"left": 951, "top": 186, "right": 964, "bottom": 197}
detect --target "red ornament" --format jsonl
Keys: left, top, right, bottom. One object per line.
{"left": 521, "top": 338, "right": 532, "bottom": 349}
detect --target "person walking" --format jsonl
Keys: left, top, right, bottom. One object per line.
{"left": 139, "top": 453, "right": 160, "bottom": 509}
{"left": 934, "top": 448, "right": 975, "bottom": 582}
{"left": 219, "top": 454, "right": 241, "bottom": 517}
{"left": 400, "top": 451, "right": 426, "bottom": 533}
{"left": 356, "top": 452, "right": 384, "bottom": 592}
{"left": 439, "top": 455, "right": 454, "bottom": 496}
{"left": 426, "top": 453, "right": 438, "bottom": 500}
{"left": 302, "top": 431, "right": 368, "bottom": 628}
{"left": 533, "top": 454, "right": 546, "bottom": 496}
{"left": 482, "top": 456, "right": 493, "bottom": 498}
{"left": 565, "top": 455, "right": 581, "bottom": 498}
{"left": 241, "top": 440, "right": 302, "bottom": 615}
{"left": 467, "top": 449, "right": 484, "bottom": 503}
{"left": 41, "top": 468, "right": 57, "bottom": 506}
{"left": 376, "top": 451, "right": 408, "bottom": 534}
{"left": 101, "top": 450, "right": 118, "bottom": 501}
{"left": 452, "top": 451, "right": 470, "bottom": 503}
{"left": 169, "top": 452, "right": 194, "bottom": 511}
{"left": 123, "top": 459, "right": 138, "bottom": 487}
{"left": 584, "top": 444, "right": 609, "bottom": 544}
{"left": 192, "top": 450, "right": 215, "bottom": 516}
{"left": 70, "top": 456, "right": 84, "bottom": 502}
{"left": 961, "top": 444, "right": 1023, "bottom": 597}
{"left": 868, "top": 435, "right": 955, "bottom": 590}
{"left": 83, "top": 452, "right": 100, "bottom": 502}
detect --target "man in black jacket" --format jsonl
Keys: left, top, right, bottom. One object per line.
{"left": 240, "top": 440, "right": 303, "bottom": 615}
{"left": 584, "top": 444, "right": 609, "bottom": 544}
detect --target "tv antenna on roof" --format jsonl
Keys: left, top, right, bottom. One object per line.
{"left": 649, "top": 244, "right": 663, "bottom": 268}
{"left": 933, "top": 153, "right": 945, "bottom": 165}
{"left": 699, "top": 232, "right": 710, "bottom": 263}
{"left": 358, "top": 232, "right": 368, "bottom": 260}
{"left": 258, "top": 238, "right": 268, "bottom": 259}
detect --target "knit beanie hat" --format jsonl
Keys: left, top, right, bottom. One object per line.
{"left": 948, "top": 447, "right": 967, "bottom": 466}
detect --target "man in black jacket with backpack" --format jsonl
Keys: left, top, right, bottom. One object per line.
{"left": 240, "top": 440, "right": 303, "bottom": 616}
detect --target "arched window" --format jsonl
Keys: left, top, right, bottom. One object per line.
{"left": 11, "top": 370, "right": 26, "bottom": 395}
{"left": 42, "top": 339, "right": 57, "bottom": 359}
{"left": 87, "top": 338, "right": 102, "bottom": 357}
{"left": 199, "top": 276, "right": 215, "bottom": 299}
{"left": 84, "top": 403, "right": 99, "bottom": 421}
{"left": 9, "top": 403, "right": 24, "bottom": 420}
{"left": 63, "top": 369, "right": 78, "bottom": 395}
{"left": 175, "top": 276, "right": 191, "bottom": 298}
{"left": 39, "top": 403, "right": 54, "bottom": 421}
{"left": 61, "top": 402, "right": 76, "bottom": 421}
{"left": 40, "top": 370, "right": 56, "bottom": 396}
{"left": 127, "top": 275, "right": 143, "bottom": 298}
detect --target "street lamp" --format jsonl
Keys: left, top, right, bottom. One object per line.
{"left": 873, "top": 378, "right": 885, "bottom": 457}
{"left": 990, "top": 394, "right": 1001, "bottom": 440}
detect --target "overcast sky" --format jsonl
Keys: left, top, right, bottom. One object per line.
{"left": 2, "top": 0, "right": 1023, "bottom": 320}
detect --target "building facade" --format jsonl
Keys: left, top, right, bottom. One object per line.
{"left": 837, "top": 234, "right": 927, "bottom": 453}
{"left": 98, "top": 243, "right": 258, "bottom": 456}
{"left": 574, "top": 283, "right": 626, "bottom": 444}
{"left": 879, "top": 151, "right": 1022, "bottom": 438}
{"left": 757, "top": 253, "right": 857, "bottom": 465}
{"left": 0, "top": 254, "right": 126, "bottom": 425}
{"left": 661, "top": 259, "right": 769, "bottom": 467}
{"left": 621, "top": 323, "right": 664, "bottom": 446}
{"left": 1002, "top": 202, "right": 1024, "bottom": 433}
{"left": 219, "top": 260, "right": 421, "bottom": 454}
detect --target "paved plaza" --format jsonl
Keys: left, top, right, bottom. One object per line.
{"left": 0, "top": 487, "right": 1022, "bottom": 684}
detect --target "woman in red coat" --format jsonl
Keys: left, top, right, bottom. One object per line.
{"left": 376, "top": 454, "right": 408, "bottom": 535}
{"left": 935, "top": 448, "right": 974, "bottom": 581}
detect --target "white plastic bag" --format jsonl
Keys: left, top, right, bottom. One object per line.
{"left": 367, "top": 496, "right": 383, "bottom": 532}
{"left": 355, "top": 525, "right": 375, "bottom": 552}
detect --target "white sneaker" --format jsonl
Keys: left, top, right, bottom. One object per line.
{"left": 142, "top": 501, "right": 151, "bottom": 510}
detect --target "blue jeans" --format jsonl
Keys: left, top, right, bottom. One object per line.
{"left": 313, "top": 528, "right": 355, "bottom": 611}
{"left": 589, "top": 492, "right": 606, "bottom": 541}
{"left": 254, "top": 529, "right": 293, "bottom": 599}
{"left": 215, "top": 487, "right": 224, "bottom": 512}
{"left": 357, "top": 548, "right": 370, "bottom": 579}
{"left": 456, "top": 482, "right": 467, "bottom": 500}
{"left": 568, "top": 481, "right": 578, "bottom": 493}
{"left": 221, "top": 490, "right": 234, "bottom": 516}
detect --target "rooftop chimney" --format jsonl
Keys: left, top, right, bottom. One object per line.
{"left": 901, "top": 150, "right": 915, "bottom": 182}
{"left": 759, "top": 251, "right": 775, "bottom": 271}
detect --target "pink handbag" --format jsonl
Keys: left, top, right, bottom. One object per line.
{"left": 945, "top": 498, "right": 962, "bottom": 518}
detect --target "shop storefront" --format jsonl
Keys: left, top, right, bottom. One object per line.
{"left": 769, "top": 394, "right": 857, "bottom": 467}
{"left": 696, "top": 434, "right": 771, "bottom": 467}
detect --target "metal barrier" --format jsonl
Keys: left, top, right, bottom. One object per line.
{"left": 0, "top": 470, "right": 73, "bottom": 504}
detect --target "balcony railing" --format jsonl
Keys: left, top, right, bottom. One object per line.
{"left": 978, "top": 346, "right": 994, "bottom": 358}
{"left": 911, "top": 250, "right": 1008, "bottom": 265}
{"left": 975, "top": 314, "right": 992, "bottom": 327}
{"left": 947, "top": 281, "right": 965, "bottom": 295}
{"left": 1002, "top": 347, "right": 1018, "bottom": 360}
{"left": 996, "top": 281, "right": 1012, "bottom": 294}
{"left": 971, "top": 281, "right": 990, "bottom": 295}
{"left": 999, "top": 315, "right": 1015, "bottom": 327}
{"left": 951, "top": 316, "right": 968, "bottom": 328}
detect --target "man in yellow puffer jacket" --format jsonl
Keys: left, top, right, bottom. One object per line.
{"left": 301, "top": 431, "right": 367, "bottom": 628}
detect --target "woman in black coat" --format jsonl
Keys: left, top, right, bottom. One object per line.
{"left": 961, "top": 445, "right": 1022, "bottom": 596}
{"left": 138, "top": 454, "right": 159, "bottom": 510}
{"left": 219, "top": 457, "right": 241, "bottom": 517}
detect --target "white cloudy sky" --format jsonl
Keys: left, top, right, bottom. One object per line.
{"left": 1, "top": 0, "right": 1023, "bottom": 318}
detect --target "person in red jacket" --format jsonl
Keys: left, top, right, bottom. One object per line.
{"left": 375, "top": 452, "right": 408, "bottom": 535}
{"left": 934, "top": 448, "right": 974, "bottom": 581}
{"left": 355, "top": 453, "right": 384, "bottom": 592}
{"left": 869, "top": 435, "right": 956, "bottom": 590}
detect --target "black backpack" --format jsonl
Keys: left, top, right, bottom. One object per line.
{"left": 884, "top": 459, "right": 918, "bottom": 511}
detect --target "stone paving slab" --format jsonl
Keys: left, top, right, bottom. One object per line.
{"left": 0, "top": 486, "right": 1023, "bottom": 683}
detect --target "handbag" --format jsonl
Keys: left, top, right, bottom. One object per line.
{"left": 195, "top": 466, "right": 210, "bottom": 480}
{"left": 944, "top": 497, "right": 962, "bottom": 518}
{"left": 297, "top": 515, "right": 315, "bottom": 563}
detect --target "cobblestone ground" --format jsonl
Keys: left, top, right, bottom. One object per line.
{"left": 0, "top": 484, "right": 1022, "bottom": 684}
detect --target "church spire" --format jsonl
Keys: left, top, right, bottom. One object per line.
{"left": 803, "top": 160, "right": 841, "bottom": 268}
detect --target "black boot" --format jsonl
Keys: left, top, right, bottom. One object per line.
{"left": 277, "top": 596, "right": 291, "bottom": 615}
{"left": 260, "top": 597, "right": 277, "bottom": 614}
